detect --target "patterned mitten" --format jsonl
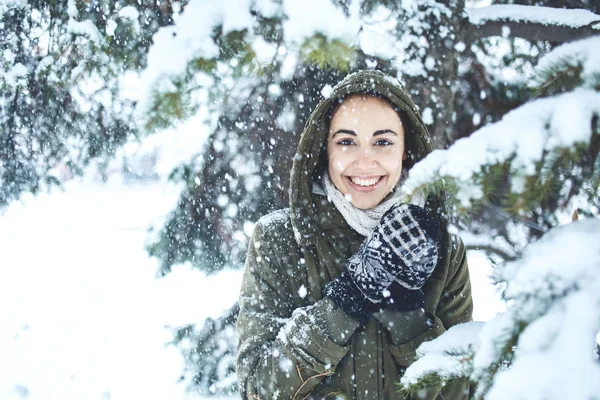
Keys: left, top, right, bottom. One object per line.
{"left": 325, "top": 204, "right": 439, "bottom": 323}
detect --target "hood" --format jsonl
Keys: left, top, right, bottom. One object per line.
{"left": 289, "top": 69, "right": 443, "bottom": 246}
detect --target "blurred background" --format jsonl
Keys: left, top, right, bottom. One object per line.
{"left": 1, "top": 0, "right": 598, "bottom": 398}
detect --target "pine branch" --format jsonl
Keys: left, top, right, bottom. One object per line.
{"left": 299, "top": 34, "right": 355, "bottom": 71}
{"left": 399, "top": 374, "right": 473, "bottom": 398}
{"left": 464, "top": 243, "right": 517, "bottom": 262}
{"left": 467, "top": 18, "right": 599, "bottom": 43}
{"left": 464, "top": 5, "right": 600, "bottom": 43}
{"left": 534, "top": 62, "right": 584, "bottom": 97}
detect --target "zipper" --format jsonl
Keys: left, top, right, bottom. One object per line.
{"left": 352, "top": 329, "right": 357, "bottom": 399}
{"left": 378, "top": 324, "right": 383, "bottom": 399}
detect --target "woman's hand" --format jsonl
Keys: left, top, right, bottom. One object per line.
{"left": 324, "top": 204, "right": 439, "bottom": 323}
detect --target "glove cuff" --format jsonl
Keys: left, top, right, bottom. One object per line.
{"left": 381, "top": 281, "right": 425, "bottom": 312}
{"left": 404, "top": 204, "right": 439, "bottom": 242}
{"left": 324, "top": 269, "right": 373, "bottom": 325}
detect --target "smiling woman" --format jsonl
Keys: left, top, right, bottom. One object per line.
{"left": 236, "top": 70, "right": 473, "bottom": 399}
{"left": 327, "top": 94, "right": 407, "bottom": 209}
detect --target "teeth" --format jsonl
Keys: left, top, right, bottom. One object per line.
{"left": 350, "top": 176, "right": 380, "bottom": 187}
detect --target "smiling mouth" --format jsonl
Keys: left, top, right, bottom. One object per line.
{"left": 346, "top": 175, "right": 385, "bottom": 191}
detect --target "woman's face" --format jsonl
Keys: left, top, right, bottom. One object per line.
{"left": 327, "top": 95, "right": 406, "bottom": 209}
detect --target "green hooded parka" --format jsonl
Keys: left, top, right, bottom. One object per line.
{"left": 236, "top": 70, "right": 473, "bottom": 399}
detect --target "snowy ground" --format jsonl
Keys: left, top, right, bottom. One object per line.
{"left": 0, "top": 179, "right": 240, "bottom": 400}
{"left": 0, "top": 178, "right": 503, "bottom": 400}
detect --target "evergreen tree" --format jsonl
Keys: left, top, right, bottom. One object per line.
{"left": 4, "top": 0, "right": 599, "bottom": 397}
{"left": 134, "top": 1, "right": 599, "bottom": 395}
{"left": 0, "top": 0, "right": 180, "bottom": 205}
{"left": 399, "top": 34, "right": 600, "bottom": 399}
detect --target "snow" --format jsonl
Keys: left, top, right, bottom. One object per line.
{"left": 419, "top": 322, "right": 484, "bottom": 356}
{"left": 358, "top": 6, "right": 400, "bottom": 60}
{"left": 321, "top": 84, "right": 333, "bottom": 99}
{"left": 105, "top": 19, "right": 117, "bottom": 36}
{"left": 118, "top": 5, "right": 139, "bottom": 21}
{"left": 468, "top": 5, "right": 600, "bottom": 29}
{"left": 389, "top": 0, "right": 454, "bottom": 78}
{"left": 251, "top": 37, "right": 278, "bottom": 65}
{"left": 460, "top": 232, "right": 516, "bottom": 260}
{"left": 421, "top": 107, "right": 433, "bottom": 125}
{"left": 470, "top": 311, "right": 515, "bottom": 379}
{"left": 281, "top": 0, "right": 361, "bottom": 45}
{"left": 255, "top": 0, "right": 279, "bottom": 18}
{"left": 279, "top": 50, "right": 298, "bottom": 80}
{"left": 467, "top": 251, "right": 507, "bottom": 322}
{"left": 400, "top": 248, "right": 509, "bottom": 385}
{"left": 66, "top": 0, "right": 77, "bottom": 18}
{"left": 401, "top": 321, "right": 484, "bottom": 385}
{"left": 136, "top": 0, "right": 364, "bottom": 125}
{"left": 257, "top": 208, "right": 291, "bottom": 229}
{"left": 485, "top": 219, "right": 600, "bottom": 399}
{"left": 0, "top": 174, "right": 500, "bottom": 399}
{"left": 400, "top": 58, "right": 427, "bottom": 78}
{"left": 136, "top": 0, "right": 254, "bottom": 123}
{"left": 403, "top": 220, "right": 600, "bottom": 399}
{"left": 276, "top": 105, "right": 296, "bottom": 131}
{"left": 3, "top": 62, "right": 28, "bottom": 88}
{"left": 403, "top": 89, "right": 600, "bottom": 206}
{"left": 500, "top": 219, "right": 600, "bottom": 319}
{"left": 3, "top": 48, "right": 15, "bottom": 63}
{"left": 469, "top": 35, "right": 538, "bottom": 85}
{"left": 0, "top": 180, "right": 242, "bottom": 400}
{"left": 112, "top": 110, "right": 211, "bottom": 181}
{"left": 116, "top": 6, "right": 140, "bottom": 33}
{"left": 67, "top": 18, "right": 101, "bottom": 44}
{"left": 0, "top": 0, "right": 26, "bottom": 17}
{"left": 297, "top": 285, "right": 308, "bottom": 299}
{"left": 535, "top": 36, "right": 600, "bottom": 89}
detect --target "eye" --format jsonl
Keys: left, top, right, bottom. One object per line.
{"left": 337, "top": 139, "right": 355, "bottom": 146}
{"left": 375, "top": 139, "right": 394, "bottom": 146}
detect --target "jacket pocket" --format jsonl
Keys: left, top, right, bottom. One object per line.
{"left": 387, "top": 314, "right": 446, "bottom": 368}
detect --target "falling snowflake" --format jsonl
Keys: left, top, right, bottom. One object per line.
{"left": 298, "top": 284, "right": 307, "bottom": 298}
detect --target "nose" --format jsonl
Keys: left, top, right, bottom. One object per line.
{"left": 354, "top": 147, "right": 377, "bottom": 170}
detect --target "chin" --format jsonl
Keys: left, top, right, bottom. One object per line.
{"left": 351, "top": 197, "right": 384, "bottom": 210}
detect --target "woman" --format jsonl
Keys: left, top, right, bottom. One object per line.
{"left": 236, "top": 70, "right": 473, "bottom": 399}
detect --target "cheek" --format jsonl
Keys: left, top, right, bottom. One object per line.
{"left": 379, "top": 152, "right": 403, "bottom": 176}
{"left": 328, "top": 150, "right": 351, "bottom": 173}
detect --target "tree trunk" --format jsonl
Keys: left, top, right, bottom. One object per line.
{"left": 400, "top": 0, "right": 466, "bottom": 149}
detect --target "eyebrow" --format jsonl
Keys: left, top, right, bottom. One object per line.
{"left": 332, "top": 129, "right": 398, "bottom": 137}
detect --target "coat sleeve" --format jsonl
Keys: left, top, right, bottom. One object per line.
{"left": 435, "top": 235, "right": 473, "bottom": 327}
{"left": 382, "top": 235, "right": 474, "bottom": 399}
{"left": 382, "top": 235, "right": 473, "bottom": 366}
{"left": 235, "top": 221, "right": 360, "bottom": 399}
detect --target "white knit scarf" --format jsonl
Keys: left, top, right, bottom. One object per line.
{"left": 319, "top": 170, "right": 425, "bottom": 237}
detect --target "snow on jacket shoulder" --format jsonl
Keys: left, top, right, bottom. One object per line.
{"left": 236, "top": 70, "right": 473, "bottom": 399}
{"left": 236, "top": 207, "right": 473, "bottom": 399}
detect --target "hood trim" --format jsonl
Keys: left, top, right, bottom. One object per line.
{"left": 289, "top": 69, "right": 442, "bottom": 247}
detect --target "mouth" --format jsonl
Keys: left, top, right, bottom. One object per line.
{"left": 345, "top": 175, "right": 386, "bottom": 192}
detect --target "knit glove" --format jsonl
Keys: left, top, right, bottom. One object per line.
{"left": 324, "top": 204, "right": 439, "bottom": 324}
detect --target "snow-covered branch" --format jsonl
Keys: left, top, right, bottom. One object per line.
{"left": 402, "top": 58, "right": 600, "bottom": 208}
{"left": 466, "top": 5, "right": 600, "bottom": 43}
{"left": 403, "top": 219, "right": 600, "bottom": 399}
{"left": 401, "top": 321, "right": 484, "bottom": 391}
{"left": 136, "top": 0, "right": 362, "bottom": 127}
{"left": 461, "top": 231, "right": 517, "bottom": 262}
{"left": 464, "top": 243, "right": 516, "bottom": 262}
{"left": 401, "top": 30, "right": 600, "bottom": 399}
